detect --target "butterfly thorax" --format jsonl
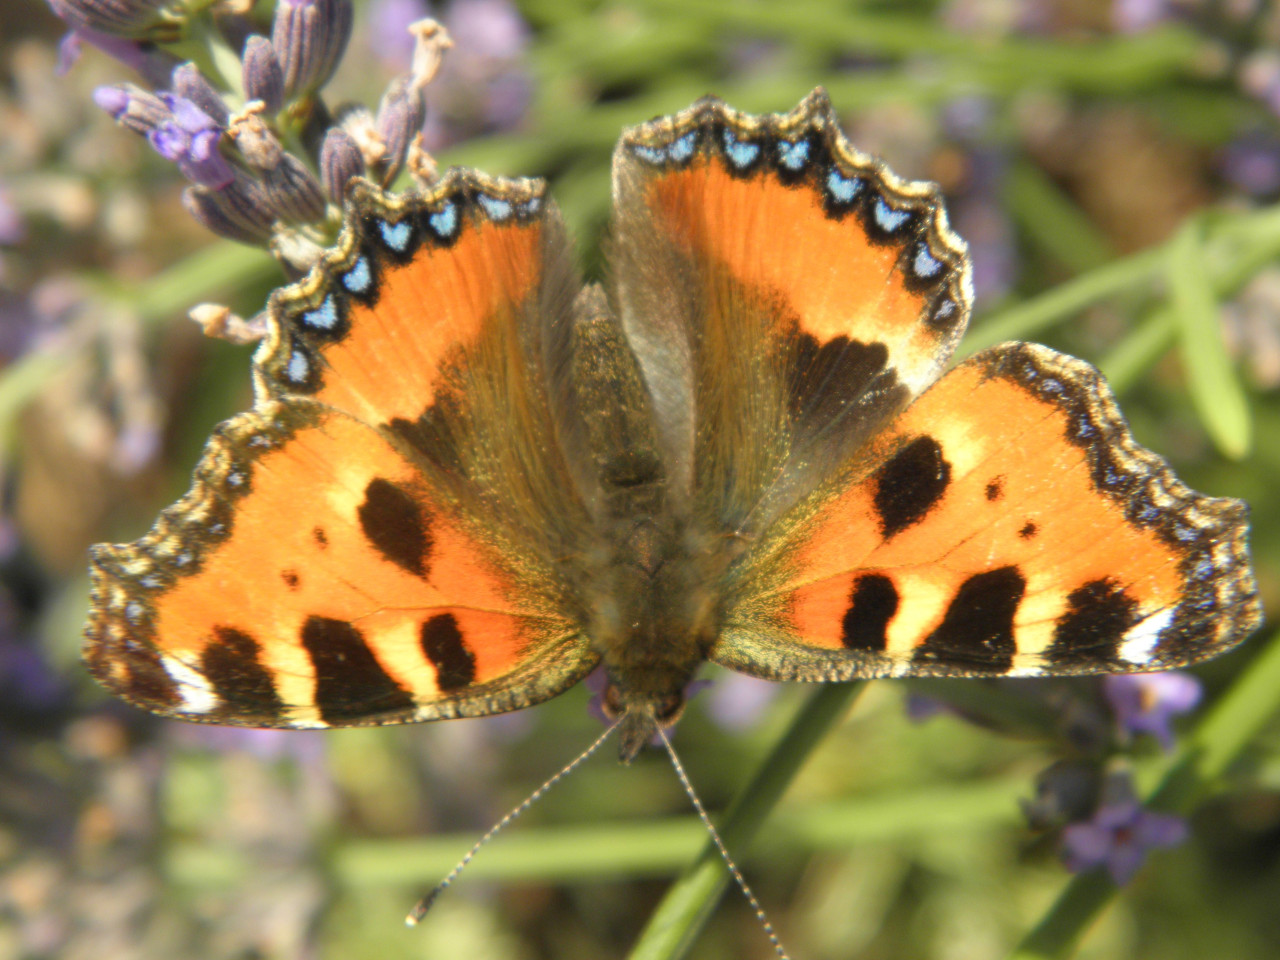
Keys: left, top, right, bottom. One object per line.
{"left": 584, "top": 511, "right": 726, "bottom": 762}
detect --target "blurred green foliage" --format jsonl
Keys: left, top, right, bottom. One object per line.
{"left": 3, "top": 2, "right": 1280, "bottom": 960}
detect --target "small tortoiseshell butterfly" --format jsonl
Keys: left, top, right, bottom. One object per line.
{"left": 84, "top": 90, "right": 1261, "bottom": 761}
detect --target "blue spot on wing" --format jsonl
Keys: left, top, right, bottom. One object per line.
{"left": 476, "top": 194, "right": 513, "bottom": 221}
{"left": 633, "top": 144, "right": 665, "bottom": 164}
{"left": 826, "top": 169, "right": 862, "bottom": 203}
{"left": 668, "top": 133, "right": 697, "bottom": 162}
{"left": 912, "top": 243, "right": 944, "bottom": 279}
{"left": 873, "top": 198, "right": 910, "bottom": 233}
{"left": 379, "top": 219, "right": 412, "bottom": 252}
{"left": 302, "top": 295, "right": 338, "bottom": 330}
{"left": 722, "top": 130, "right": 760, "bottom": 168}
{"left": 776, "top": 139, "right": 809, "bottom": 170}
{"left": 428, "top": 202, "right": 458, "bottom": 237}
{"left": 342, "top": 257, "right": 372, "bottom": 294}
{"left": 286, "top": 350, "right": 310, "bottom": 383}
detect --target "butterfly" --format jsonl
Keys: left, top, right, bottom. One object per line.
{"left": 84, "top": 89, "right": 1261, "bottom": 762}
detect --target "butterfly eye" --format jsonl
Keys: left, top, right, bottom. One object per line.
{"left": 655, "top": 694, "right": 685, "bottom": 725}
{"left": 601, "top": 684, "right": 625, "bottom": 720}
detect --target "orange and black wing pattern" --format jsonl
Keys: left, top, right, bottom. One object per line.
{"left": 85, "top": 173, "right": 598, "bottom": 728}
{"left": 715, "top": 343, "right": 1261, "bottom": 680}
{"left": 609, "top": 89, "right": 972, "bottom": 528}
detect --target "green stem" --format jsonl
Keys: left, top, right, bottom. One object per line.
{"left": 627, "top": 682, "right": 863, "bottom": 960}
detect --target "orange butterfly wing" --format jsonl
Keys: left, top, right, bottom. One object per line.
{"left": 85, "top": 173, "right": 598, "bottom": 727}
{"left": 714, "top": 343, "right": 1260, "bottom": 679}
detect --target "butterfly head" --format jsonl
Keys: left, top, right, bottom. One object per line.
{"left": 600, "top": 679, "right": 688, "bottom": 763}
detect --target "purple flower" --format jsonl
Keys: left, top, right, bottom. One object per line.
{"left": 1219, "top": 133, "right": 1280, "bottom": 197}
{"left": 1240, "top": 51, "right": 1280, "bottom": 119}
{"left": 1104, "top": 672, "right": 1201, "bottom": 751}
{"left": 149, "top": 94, "right": 234, "bottom": 188}
{"left": 54, "top": 24, "right": 176, "bottom": 87}
{"left": 1112, "top": 0, "right": 1175, "bottom": 33}
{"left": 0, "top": 184, "right": 22, "bottom": 246}
{"left": 367, "top": 0, "right": 432, "bottom": 69}
{"left": 704, "top": 673, "right": 778, "bottom": 731}
{"left": 448, "top": 0, "right": 528, "bottom": 64}
{"left": 1061, "top": 776, "right": 1188, "bottom": 884}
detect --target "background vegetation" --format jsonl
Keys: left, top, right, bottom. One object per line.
{"left": 1, "top": 1, "right": 1279, "bottom": 958}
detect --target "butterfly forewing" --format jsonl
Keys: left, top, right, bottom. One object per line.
{"left": 86, "top": 174, "right": 601, "bottom": 727}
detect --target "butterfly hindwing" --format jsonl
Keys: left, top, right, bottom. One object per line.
{"left": 86, "top": 175, "right": 602, "bottom": 728}
{"left": 713, "top": 342, "right": 1260, "bottom": 680}
{"left": 609, "top": 88, "right": 972, "bottom": 530}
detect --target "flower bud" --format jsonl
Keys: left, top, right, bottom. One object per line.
{"left": 271, "top": 0, "right": 354, "bottom": 99}
{"left": 93, "top": 82, "right": 168, "bottom": 134}
{"left": 183, "top": 173, "right": 276, "bottom": 245}
{"left": 374, "top": 75, "right": 424, "bottom": 186}
{"left": 320, "top": 128, "right": 364, "bottom": 202}
{"left": 171, "top": 62, "right": 229, "bottom": 127}
{"left": 242, "top": 36, "right": 285, "bottom": 114}
{"left": 262, "top": 153, "right": 327, "bottom": 224}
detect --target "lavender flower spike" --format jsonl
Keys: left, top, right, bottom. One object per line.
{"left": 150, "top": 93, "right": 234, "bottom": 189}
{"left": 272, "top": 0, "right": 355, "bottom": 100}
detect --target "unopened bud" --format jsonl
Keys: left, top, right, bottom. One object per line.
{"left": 320, "top": 128, "right": 365, "bottom": 202}
{"left": 183, "top": 172, "right": 276, "bottom": 245}
{"left": 242, "top": 36, "right": 285, "bottom": 114}
{"left": 171, "top": 62, "right": 229, "bottom": 127}
{"left": 271, "top": 0, "right": 354, "bottom": 99}
{"left": 374, "top": 75, "right": 425, "bottom": 186}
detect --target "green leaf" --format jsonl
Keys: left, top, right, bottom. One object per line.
{"left": 1167, "top": 219, "right": 1252, "bottom": 459}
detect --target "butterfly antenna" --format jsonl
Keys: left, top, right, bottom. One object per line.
{"left": 405, "top": 720, "right": 619, "bottom": 927}
{"left": 656, "top": 726, "right": 791, "bottom": 960}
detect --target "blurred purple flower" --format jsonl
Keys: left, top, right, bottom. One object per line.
{"left": 448, "top": 0, "right": 528, "bottom": 64}
{"left": 705, "top": 673, "right": 778, "bottom": 731}
{"left": 1219, "top": 132, "right": 1280, "bottom": 197}
{"left": 1240, "top": 51, "right": 1280, "bottom": 119}
{"left": 1104, "top": 672, "right": 1200, "bottom": 751}
{"left": 368, "top": 0, "right": 433, "bottom": 68}
{"left": 905, "top": 693, "right": 952, "bottom": 723}
{"left": 1061, "top": 775, "right": 1188, "bottom": 884}
{"left": 149, "top": 93, "right": 234, "bottom": 188}
{"left": 1022, "top": 760, "right": 1103, "bottom": 831}
{"left": 1112, "top": 0, "right": 1175, "bottom": 32}
{"left": 54, "top": 24, "right": 176, "bottom": 87}
{"left": 171, "top": 723, "right": 329, "bottom": 765}
{"left": 0, "top": 185, "right": 22, "bottom": 245}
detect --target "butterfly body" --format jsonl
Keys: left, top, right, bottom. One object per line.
{"left": 85, "top": 90, "right": 1260, "bottom": 762}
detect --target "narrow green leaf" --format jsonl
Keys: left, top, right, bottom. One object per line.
{"left": 1167, "top": 219, "right": 1252, "bottom": 459}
